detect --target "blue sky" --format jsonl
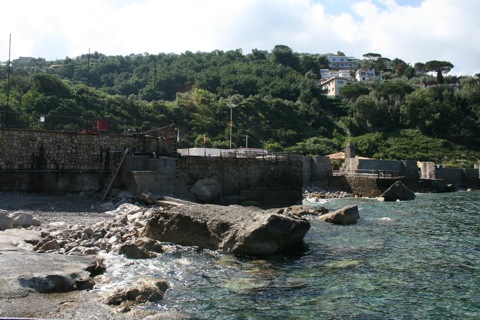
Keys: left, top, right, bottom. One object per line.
{"left": 318, "top": 0, "right": 422, "bottom": 15}
{"left": 1, "top": 0, "right": 479, "bottom": 75}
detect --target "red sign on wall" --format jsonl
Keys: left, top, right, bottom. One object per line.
{"left": 95, "top": 120, "right": 109, "bottom": 131}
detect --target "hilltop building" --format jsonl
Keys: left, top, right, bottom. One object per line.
{"left": 355, "top": 68, "right": 383, "bottom": 82}
{"left": 326, "top": 54, "right": 359, "bottom": 69}
{"left": 318, "top": 54, "right": 385, "bottom": 97}
{"left": 318, "top": 77, "right": 354, "bottom": 97}
{"left": 320, "top": 69, "right": 353, "bottom": 80}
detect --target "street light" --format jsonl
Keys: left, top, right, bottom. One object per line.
{"left": 229, "top": 103, "right": 238, "bottom": 149}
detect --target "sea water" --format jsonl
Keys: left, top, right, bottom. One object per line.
{"left": 96, "top": 191, "right": 480, "bottom": 319}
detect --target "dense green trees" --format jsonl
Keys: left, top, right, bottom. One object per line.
{"left": 0, "top": 47, "right": 479, "bottom": 165}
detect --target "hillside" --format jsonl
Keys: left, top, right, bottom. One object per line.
{"left": 1, "top": 46, "right": 479, "bottom": 167}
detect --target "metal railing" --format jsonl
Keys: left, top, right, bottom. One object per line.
{"left": 0, "top": 110, "right": 172, "bottom": 135}
{"left": 347, "top": 169, "right": 399, "bottom": 178}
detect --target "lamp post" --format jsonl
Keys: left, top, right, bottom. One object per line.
{"left": 229, "top": 104, "right": 237, "bottom": 149}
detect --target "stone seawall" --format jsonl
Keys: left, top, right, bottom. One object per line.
{"left": 0, "top": 129, "right": 304, "bottom": 205}
{"left": 0, "top": 128, "right": 156, "bottom": 171}
{"left": 126, "top": 155, "right": 304, "bottom": 206}
{"left": 326, "top": 176, "right": 399, "bottom": 197}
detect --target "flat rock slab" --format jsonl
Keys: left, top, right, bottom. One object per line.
{"left": 0, "top": 230, "right": 99, "bottom": 299}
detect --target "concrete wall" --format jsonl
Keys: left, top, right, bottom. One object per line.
{"left": 401, "top": 160, "right": 420, "bottom": 180}
{"left": 0, "top": 171, "right": 106, "bottom": 193}
{"left": 343, "top": 158, "right": 419, "bottom": 180}
{"left": 302, "top": 156, "right": 332, "bottom": 184}
{"left": 125, "top": 155, "right": 304, "bottom": 206}
{"left": 344, "top": 158, "right": 401, "bottom": 173}
{"left": 420, "top": 162, "right": 436, "bottom": 179}
{"left": 326, "top": 175, "right": 399, "bottom": 197}
{"left": 419, "top": 161, "right": 479, "bottom": 188}
{"left": 436, "top": 167, "right": 479, "bottom": 188}
{"left": 123, "top": 156, "right": 180, "bottom": 197}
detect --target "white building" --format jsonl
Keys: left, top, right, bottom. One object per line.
{"left": 355, "top": 68, "right": 382, "bottom": 82}
{"left": 320, "top": 69, "right": 353, "bottom": 80}
{"left": 327, "top": 55, "right": 359, "bottom": 69}
{"left": 319, "top": 77, "right": 354, "bottom": 97}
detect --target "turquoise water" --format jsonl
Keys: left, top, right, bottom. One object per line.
{"left": 102, "top": 191, "right": 480, "bottom": 319}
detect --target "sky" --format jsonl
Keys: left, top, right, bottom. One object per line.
{"left": 1, "top": 0, "right": 479, "bottom": 76}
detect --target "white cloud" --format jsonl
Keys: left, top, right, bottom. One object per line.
{"left": 1, "top": 0, "right": 478, "bottom": 75}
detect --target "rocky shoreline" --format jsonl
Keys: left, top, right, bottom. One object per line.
{"left": 0, "top": 191, "right": 327, "bottom": 319}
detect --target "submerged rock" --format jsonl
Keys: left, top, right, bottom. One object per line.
{"left": 118, "top": 242, "right": 157, "bottom": 259}
{"left": 104, "top": 278, "right": 170, "bottom": 306}
{"left": 142, "top": 204, "right": 310, "bottom": 256}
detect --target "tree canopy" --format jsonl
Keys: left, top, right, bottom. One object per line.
{"left": 423, "top": 60, "right": 454, "bottom": 83}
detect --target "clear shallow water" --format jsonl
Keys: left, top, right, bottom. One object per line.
{"left": 97, "top": 191, "right": 480, "bottom": 319}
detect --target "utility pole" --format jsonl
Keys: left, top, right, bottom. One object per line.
{"left": 229, "top": 104, "right": 237, "bottom": 149}
{"left": 5, "top": 33, "right": 11, "bottom": 127}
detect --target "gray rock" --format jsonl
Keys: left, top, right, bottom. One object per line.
{"left": 381, "top": 180, "right": 416, "bottom": 201}
{"left": 99, "top": 202, "right": 115, "bottom": 211}
{"left": 142, "top": 204, "right": 310, "bottom": 255}
{"left": 0, "top": 211, "right": 14, "bottom": 231}
{"left": 136, "top": 190, "right": 158, "bottom": 205}
{"left": 107, "top": 203, "right": 145, "bottom": 217}
{"left": 104, "top": 278, "right": 170, "bottom": 306}
{"left": 134, "top": 237, "right": 164, "bottom": 253}
{"left": 279, "top": 205, "right": 328, "bottom": 216}
{"left": 11, "top": 211, "right": 41, "bottom": 228}
{"left": 189, "top": 176, "right": 222, "bottom": 203}
{"left": 318, "top": 205, "right": 359, "bottom": 225}
{"left": 118, "top": 242, "right": 157, "bottom": 259}
{"left": 0, "top": 250, "right": 104, "bottom": 297}
{"left": 39, "top": 239, "right": 61, "bottom": 251}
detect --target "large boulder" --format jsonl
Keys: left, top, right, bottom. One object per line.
{"left": 189, "top": 176, "right": 222, "bottom": 203}
{"left": 0, "top": 210, "right": 13, "bottom": 231}
{"left": 142, "top": 204, "right": 310, "bottom": 256}
{"left": 10, "top": 211, "right": 41, "bottom": 228}
{"left": 318, "top": 205, "right": 359, "bottom": 225}
{"left": 381, "top": 181, "right": 416, "bottom": 201}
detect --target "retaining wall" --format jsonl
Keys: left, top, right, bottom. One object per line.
{"left": 0, "top": 129, "right": 304, "bottom": 205}
{"left": 327, "top": 176, "right": 398, "bottom": 197}
{"left": 126, "top": 155, "right": 304, "bottom": 206}
{"left": 0, "top": 128, "right": 156, "bottom": 171}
